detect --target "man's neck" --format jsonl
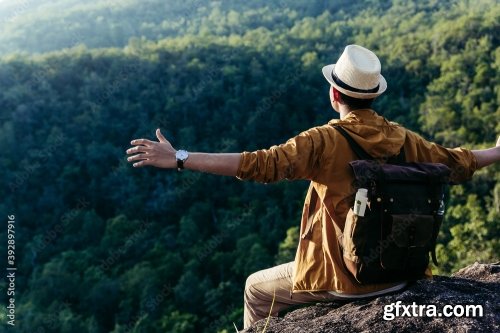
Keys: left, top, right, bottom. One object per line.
{"left": 340, "top": 108, "right": 373, "bottom": 119}
{"left": 339, "top": 106, "right": 352, "bottom": 119}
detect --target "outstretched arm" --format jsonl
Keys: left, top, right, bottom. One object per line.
{"left": 126, "top": 129, "right": 241, "bottom": 176}
{"left": 471, "top": 136, "right": 500, "bottom": 169}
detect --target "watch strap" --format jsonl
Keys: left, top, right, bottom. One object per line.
{"left": 177, "top": 158, "right": 184, "bottom": 170}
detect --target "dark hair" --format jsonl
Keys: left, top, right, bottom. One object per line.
{"left": 339, "top": 91, "right": 375, "bottom": 110}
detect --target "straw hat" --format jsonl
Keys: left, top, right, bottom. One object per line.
{"left": 322, "top": 45, "right": 387, "bottom": 99}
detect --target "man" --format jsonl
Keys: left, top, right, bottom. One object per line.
{"left": 126, "top": 45, "right": 500, "bottom": 329}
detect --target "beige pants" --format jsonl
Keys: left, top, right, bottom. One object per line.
{"left": 243, "top": 261, "right": 407, "bottom": 328}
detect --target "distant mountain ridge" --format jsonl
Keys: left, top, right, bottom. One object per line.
{"left": 0, "top": 0, "right": 339, "bottom": 55}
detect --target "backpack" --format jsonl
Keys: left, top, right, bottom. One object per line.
{"left": 333, "top": 126, "right": 451, "bottom": 284}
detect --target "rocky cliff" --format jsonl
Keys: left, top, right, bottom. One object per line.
{"left": 243, "top": 262, "right": 499, "bottom": 333}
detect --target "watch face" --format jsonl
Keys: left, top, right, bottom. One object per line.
{"left": 176, "top": 150, "right": 189, "bottom": 160}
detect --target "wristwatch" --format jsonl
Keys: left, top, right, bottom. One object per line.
{"left": 175, "top": 150, "right": 189, "bottom": 171}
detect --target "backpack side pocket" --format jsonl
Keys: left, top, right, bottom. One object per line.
{"left": 342, "top": 208, "right": 371, "bottom": 282}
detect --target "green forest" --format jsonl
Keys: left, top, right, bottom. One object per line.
{"left": 0, "top": 0, "right": 498, "bottom": 332}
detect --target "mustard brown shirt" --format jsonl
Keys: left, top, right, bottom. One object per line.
{"left": 236, "top": 109, "right": 478, "bottom": 295}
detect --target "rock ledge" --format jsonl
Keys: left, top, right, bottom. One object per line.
{"left": 244, "top": 262, "right": 500, "bottom": 333}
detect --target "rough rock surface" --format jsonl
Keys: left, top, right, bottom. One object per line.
{"left": 243, "top": 262, "right": 499, "bottom": 333}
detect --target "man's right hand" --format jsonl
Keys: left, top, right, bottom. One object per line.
{"left": 126, "top": 128, "right": 177, "bottom": 168}
{"left": 472, "top": 136, "right": 500, "bottom": 169}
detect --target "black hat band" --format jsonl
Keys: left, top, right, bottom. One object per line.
{"left": 331, "top": 70, "right": 379, "bottom": 93}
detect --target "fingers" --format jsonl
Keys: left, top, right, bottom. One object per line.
{"left": 133, "top": 159, "right": 151, "bottom": 168}
{"left": 126, "top": 145, "right": 150, "bottom": 155}
{"left": 156, "top": 128, "right": 167, "bottom": 143}
{"left": 130, "top": 138, "right": 154, "bottom": 146}
{"left": 127, "top": 153, "right": 147, "bottom": 162}
{"left": 126, "top": 153, "right": 151, "bottom": 168}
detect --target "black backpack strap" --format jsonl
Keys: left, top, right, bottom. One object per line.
{"left": 430, "top": 194, "right": 445, "bottom": 266}
{"left": 430, "top": 234, "right": 440, "bottom": 266}
{"left": 388, "top": 148, "right": 406, "bottom": 163}
{"left": 333, "top": 126, "right": 373, "bottom": 160}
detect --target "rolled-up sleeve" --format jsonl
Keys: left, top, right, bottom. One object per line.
{"left": 236, "top": 127, "right": 326, "bottom": 183}
{"left": 406, "top": 130, "right": 478, "bottom": 183}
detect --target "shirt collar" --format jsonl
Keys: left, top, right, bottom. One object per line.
{"left": 328, "top": 109, "right": 377, "bottom": 125}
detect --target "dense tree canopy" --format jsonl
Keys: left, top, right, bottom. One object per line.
{"left": 0, "top": 0, "right": 498, "bottom": 332}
